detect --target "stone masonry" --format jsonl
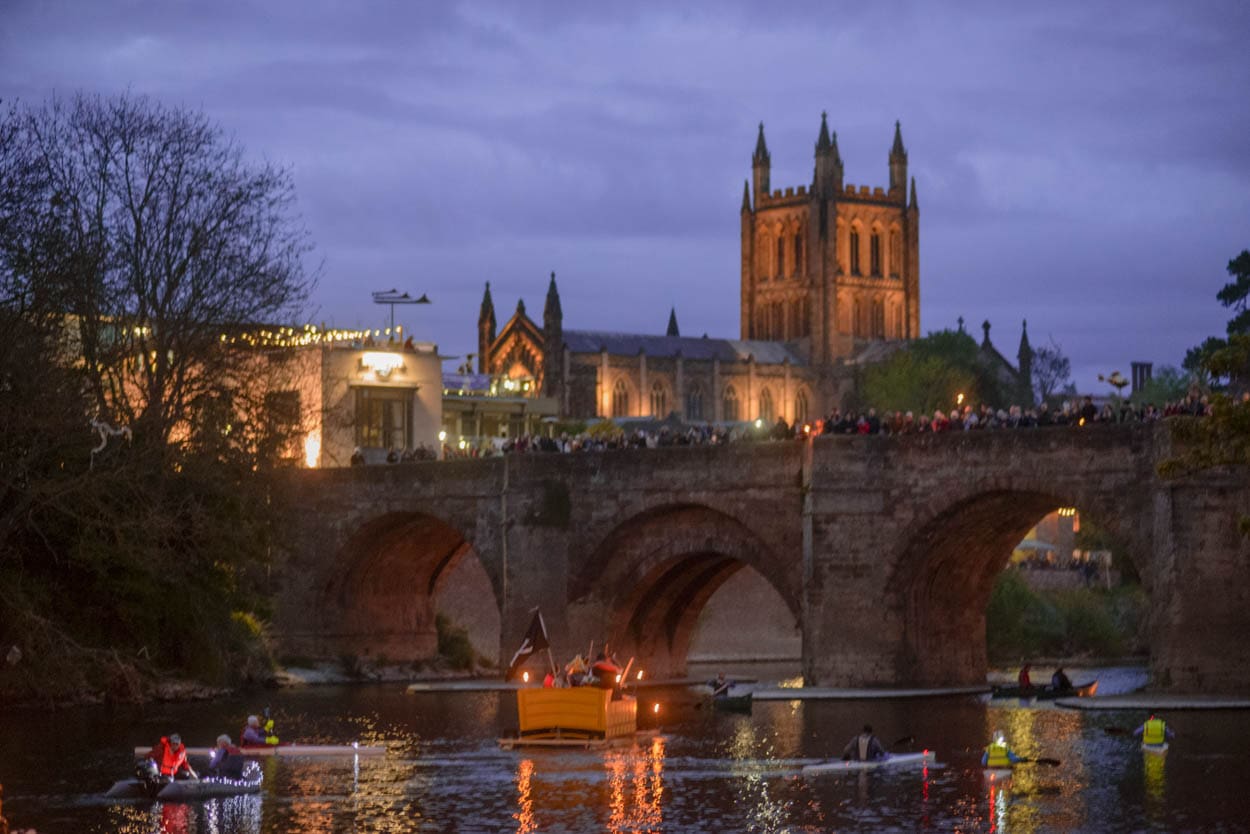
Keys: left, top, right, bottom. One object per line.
{"left": 273, "top": 423, "right": 1250, "bottom": 693}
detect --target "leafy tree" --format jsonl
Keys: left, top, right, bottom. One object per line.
{"left": 859, "top": 328, "right": 1008, "bottom": 414}
{"left": 1031, "top": 340, "right": 1072, "bottom": 404}
{"left": 1131, "top": 365, "right": 1193, "bottom": 407}
{"left": 0, "top": 93, "right": 314, "bottom": 702}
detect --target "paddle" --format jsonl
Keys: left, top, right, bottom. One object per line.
{"left": 891, "top": 735, "right": 915, "bottom": 748}
{"left": 1103, "top": 726, "right": 1132, "bottom": 736}
{"left": 1017, "top": 757, "right": 1061, "bottom": 766}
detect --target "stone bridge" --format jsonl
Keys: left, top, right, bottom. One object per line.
{"left": 272, "top": 424, "right": 1250, "bottom": 693}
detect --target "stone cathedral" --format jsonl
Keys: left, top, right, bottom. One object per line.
{"left": 475, "top": 115, "right": 923, "bottom": 425}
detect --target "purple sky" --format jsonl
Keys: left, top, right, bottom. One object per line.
{"left": 3, "top": 1, "right": 1248, "bottom": 392}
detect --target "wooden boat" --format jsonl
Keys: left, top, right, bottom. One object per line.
{"left": 132, "top": 743, "right": 385, "bottom": 758}
{"left": 803, "top": 750, "right": 934, "bottom": 774}
{"left": 990, "top": 680, "right": 1098, "bottom": 700}
{"left": 711, "top": 692, "right": 753, "bottom": 713}
{"left": 499, "top": 686, "right": 637, "bottom": 749}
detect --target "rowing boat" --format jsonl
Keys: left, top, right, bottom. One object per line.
{"left": 711, "top": 692, "right": 753, "bottom": 713}
{"left": 990, "top": 680, "right": 1098, "bottom": 700}
{"left": 132, "top": 743, "right": 385, "bottom": 758}
{"left": 1142, "top": 742, "right": 1168, "bottom": 756}
{"left": 106, "top": 763, "right": 263, "bottom": 801}
{"left": 802, "top": 751, "right": 934, "bottom": 774}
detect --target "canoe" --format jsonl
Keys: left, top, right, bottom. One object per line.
{"left": 990, "top": 680, "right": 1098, "bottom": 700}
{"left": 133, "top": 743, "right": 385, "bottom": 758}
{"left": 803, "top": 751, "right": 934, "bottom": 774}
{"left": 1142, "top": 742, "right": 1168, "bottom": 756}
{"left": 712, "top": 692, "right": 753, "bottom": 713}
{"left": 105, "top": 770, "right": 262, "bottom": 801}
{"left": 983, "top": 767, "right": 1014, "bottom": 781}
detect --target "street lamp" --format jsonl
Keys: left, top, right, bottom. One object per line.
{"left": 371, "top": 289, "right": 431, "bottom": 342}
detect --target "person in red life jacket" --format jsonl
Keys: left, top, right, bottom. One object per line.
{"left": 591, "top": 645, "right": 621, "bottom": 690}
{"left": 147, "top": 734, "right": 197, "bottom": 779}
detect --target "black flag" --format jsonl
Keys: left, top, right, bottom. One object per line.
{"left": 506, "top": 609, "right": 550, "bottom": 681}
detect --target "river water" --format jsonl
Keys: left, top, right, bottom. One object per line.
{"left": 2, "top": 665, "right": 1248, "bottom": 833}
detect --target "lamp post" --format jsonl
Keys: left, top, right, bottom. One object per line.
{"left": 371, "top": 289, "right": 431, "bottom": 343}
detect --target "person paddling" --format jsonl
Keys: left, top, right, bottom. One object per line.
{"left": 1017, "top": 663, "right": 1033, "bottom": 691}
{"left": 709, "top": 672, "right": 734, "bottom": 698}
{"left": 982, "top": 730, "right": 1022, "bottom": 768}
{"left": 1134, "top": 714, "right": 1175, "bottom": 746}
{"left": 841, "top": 724, "right": 887, "bottom": 762}
{"left": 241, "top": 714, "right": 278, "bottom": 746}
{"left": 207, "top": 735, "right": 245, "bottom": 779}
{"left": 1050, "top": 667, "right": 1073, "bottom": 691}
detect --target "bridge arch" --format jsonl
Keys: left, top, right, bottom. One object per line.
{"left": 318, "top": 510, "right": 500, "bottom": 664}
{"left": 887, "top": 478, "right": 1150, "bottom": 687}
{"left": 573, "top": 503, "right": 800, "bottom": 678}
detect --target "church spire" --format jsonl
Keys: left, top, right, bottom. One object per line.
{"left": 815, "top": 111, "right": 831, "bottom": 153}
{"left": 477, "top": 282, "right": 497, "bottom": 374}
{"left": 890, "top": 120, "right": 908, "bottom": 195}
{"left": 753, "top": 121, "right": 770, "bottom": 163}
{"left": 814, "top": 113, "right": 842, "bottom": 197}
{"left": 741, "top": 179, "right": 751, "bottom": 213}
{"left": 666, "top": 307, "right": 680, "bottom": 337}
{"left": 891, "top": 120, "right": 907, "bottom": 158}
{"left": 751, "top": 121, "right": 771, "bottom": 204}
{"left": 544, "top": 270, "right": 562, "bottom": 322}
{"left": 909, "top": 176, "right": 918, "bottom": 210}
{"left": 1017, "top": 319, "right": 1032, "bottom": 363}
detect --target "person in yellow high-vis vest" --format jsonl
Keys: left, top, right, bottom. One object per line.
{"left": 1134, "top": 714, "right": 1175, "bottom": 746}
{"left": 981, "top": 730, "right": 1022, "bottom": 767}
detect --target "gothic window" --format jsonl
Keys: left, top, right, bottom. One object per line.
{"left": 612, "top": 379, "right": 630, "bottom": 417}
{"left": 686, "top": 385, "right": 704, "bottom": 421}
{"left": 870, "top": 233, "right": 882, "bottom": 277}
{"left": 801, "top": 297, "right": 811, "bottom": 336}
{"left": 853, "top": 298, "right": 864, "bottom": 337}
{"left": 793, "top": 233, "right": 803, "bottom": 277}
{"left": 890, "top": 229, "right": 901, "bottom": 277}
{"left": 893, "top": 303, "right": 904, "bottom": 338}
{"left": 759, "top": 387, "right": 775, "bottom": 422}
{"left": 755, "top": 308, "right": 768, "bottom": 340}
{"left": 650, "top": 381, "right": 667, "bottom": 417}
{"left": 850, "top": 230, "right": 861, "bottom": 275}
{"left": 794, "top": 389, "right": 809, "bottom": 425}
{"left": 872, "top": 299, "right": 885, "bottom": 338}
{"left": 789, "top": 302, "right": 801, "bottom": 339}
{"left": 723, "top": 385, "right": 740, "bottom": 422}
{"left": 757, "top": 234, "right": 770, "bottom": 280}
{"left": 776, "top": 236, "right": 785, "bottom": 279}
{"left": 771, "top": 302, "right": 784, "bottom": 340}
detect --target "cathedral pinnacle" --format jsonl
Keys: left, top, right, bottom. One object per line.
{"left": 742, "top": 179, "right": 751, "bottom": 212}
{"left": 1017, "top": 319, "right": 1032, "bottom": 362}
{"left": 753, "top": 122, "right": 770, "bottom": 163}
{"left": 667, "top": 307, "right": 680, "bottom": 338}
{"left": 544, "top": 271, "right": 562, "bottom": 321}
{"left": 815, "top": 111, "right": 831, "bottom": 153}
{"left": 891, "top": 120, "right": 907, "bottom": 159}
{"left": 479, "top": 281, "right": 495, "bottom": 322}
{"left": 909, "top": 176, "right": 918, "bottom": 209}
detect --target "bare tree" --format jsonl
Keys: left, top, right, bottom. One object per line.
{"left": 1032, "top": 339, "right": 1072, "bottom": 404}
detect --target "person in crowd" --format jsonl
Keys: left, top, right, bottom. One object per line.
{"left": 350, "top": 447, "right": 365, "bottom": 466}
{"left": 591, "top": 647, "right": 621, "bottom": 689}
{"left": 1079, "top": 396, "right": 1098, "bottom": 424}
{"left": 982, "top": 730, "right": 1022, "bottom": 768}
{"left": 1051, "top": 666, "right": 1073, "bottom": 691}
{"left": 842, "top": 724, "right": 887, "bottom": 762}
{"left": 1017, "top": 663, "right": 1033, "bottom": 690}
{"left": 709, "top": 672, "right": 734, "bottom": 697}
{"left": 148, "top": 734, "right": 197, "bottom": 780}
{"left": 206, "top": 734, "right": 245, "bottom": 779}
{"left": 1134, "top": 714, "right": 1176, "bottom": 746}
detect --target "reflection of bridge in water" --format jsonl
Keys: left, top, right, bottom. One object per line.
{"left": 273, "top": 424, "right": 1250, "bottom": 692}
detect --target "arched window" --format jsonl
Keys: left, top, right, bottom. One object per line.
{"left": 893, "top": 303, "right": 904, "bottom": 338}
{"left": 789, "top": 302, "right": 801, "bottom": 339}
{"left": 801, "top": 297, "right": 811, "bottom": 336}
{"left": 650, "top": 381, "right": 667, "bottom": 417}
{"left": 686, "top": 385, "right": 704, "bottom": 421}
{"left": 794, "top": 389, "right": 809, "bottom": 425}
{"left": 850, "top": 229, "right": 861, "bottom": 275}
{"left": 755, "top": 308, "right": 768, "bottom": 339}
{"left": 776, "top": 236, "right": 785, "bottom": 279}
{"left": 870, "top": 232, "right": 882, "bottom": 277}
{"left": 872, "top": 299, "right": 885, "bottom": 338}
{"left": 889, "top": 229, "right": 901, "bottom": 277}
{"left": 723, "top": 385, "right": 740, "bottom": 422}
{"left": 612, "top": 379, "right": 630, "bottom": 417}
{"left": 793, "top": 233, "right": 803, "bottom": 277}
{"left": 758, "top": 234, "right": 770, "bottom": 279}
{"left": 759, "top": 387, "right": 775, "bottom": 422}
{"left": 853, "top": 298, "right": 864, "bottom": 337}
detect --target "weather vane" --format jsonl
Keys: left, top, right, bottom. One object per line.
{"left": 371, "top": 289, "right": 431, "bottom": 342}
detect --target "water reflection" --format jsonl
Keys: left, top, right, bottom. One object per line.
{"left": 513, "top": 758, "right": 535, "bottom": 834}
{"left": 605, "top": 736, "right": 665, "bottom": 833}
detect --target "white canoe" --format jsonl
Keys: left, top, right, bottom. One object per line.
{"left": 1142, "top": 742, "right": 1169, "bottom": 755}
{"left": 983, "top": 767, "right": 1014, "bottom": 781}
{"left": 134, "top": 743, "right": 385, "bottom": 758}
{"left": 803, "top": 751, "right": 934, "bottom": 774}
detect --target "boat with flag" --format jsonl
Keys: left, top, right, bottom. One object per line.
{"left": 497, "top": 609, "right": 642, "bottom": 749}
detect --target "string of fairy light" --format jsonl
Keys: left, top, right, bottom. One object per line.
{"left": 219, "top": 323, "right": 404, "bottom": 349}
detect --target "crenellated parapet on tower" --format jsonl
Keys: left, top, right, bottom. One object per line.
{"left": 741, "top": 114, "right": 920, "bottom": 365}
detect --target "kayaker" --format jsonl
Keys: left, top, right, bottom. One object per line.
{"left": 148, "top": 734, "right": 197, "bottom": 780}
{"left": 841, "top": 724, "right": 887, "bottom": 762}
{"left": 1017, "top": 664, "right": 1033, "bottom": 690}
{"left": 1134, "top": 714, "right": 1176, "bottom": 745}
{"left": 1051, "top": 667, "right": 1073, "bottom": 691}
{"left": 241, "top": 714, "right": 278, "bottom": 746}
{"left": 709, "top": 672, "right": 734, "bottom": 697}
{"left": 982, "top": 730, "right": 1022, "bottom": 767}
{"left": 207, "top": 734, "right": 245, "bottom": 779}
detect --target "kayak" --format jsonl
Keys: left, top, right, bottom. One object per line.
{"left": 133, "top": 743, "right": 385, "bottom": 758}
{"left": 1142, "top": 742, "right": 1168, "bottom": 755}
{"left": 990, "top": 680, "right": 1098, "bottom": 700}
{"left": 803, "top": 751, "right": 934, "bottom": 774}
{"left": 106, "top": 766, "right": 262, "bottom": 801}
{"left": 712, "top": 693, "right": 753, "bottom": 713}
{"left": 983, "top": 767, "right": 1014, "bottom": 781}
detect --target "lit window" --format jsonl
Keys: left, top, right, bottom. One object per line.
{"left": 612, "top": 379, "right": 630, "bottom": 417}
{"left": 850, "top": 230, "right": 861, "bottom": 275}
{"left": 759, "top": 387, "right": 774, "bottom": 422}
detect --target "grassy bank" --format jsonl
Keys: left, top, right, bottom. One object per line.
{"left": 986, "top": 569, "right": 1148, "bottom": 663}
